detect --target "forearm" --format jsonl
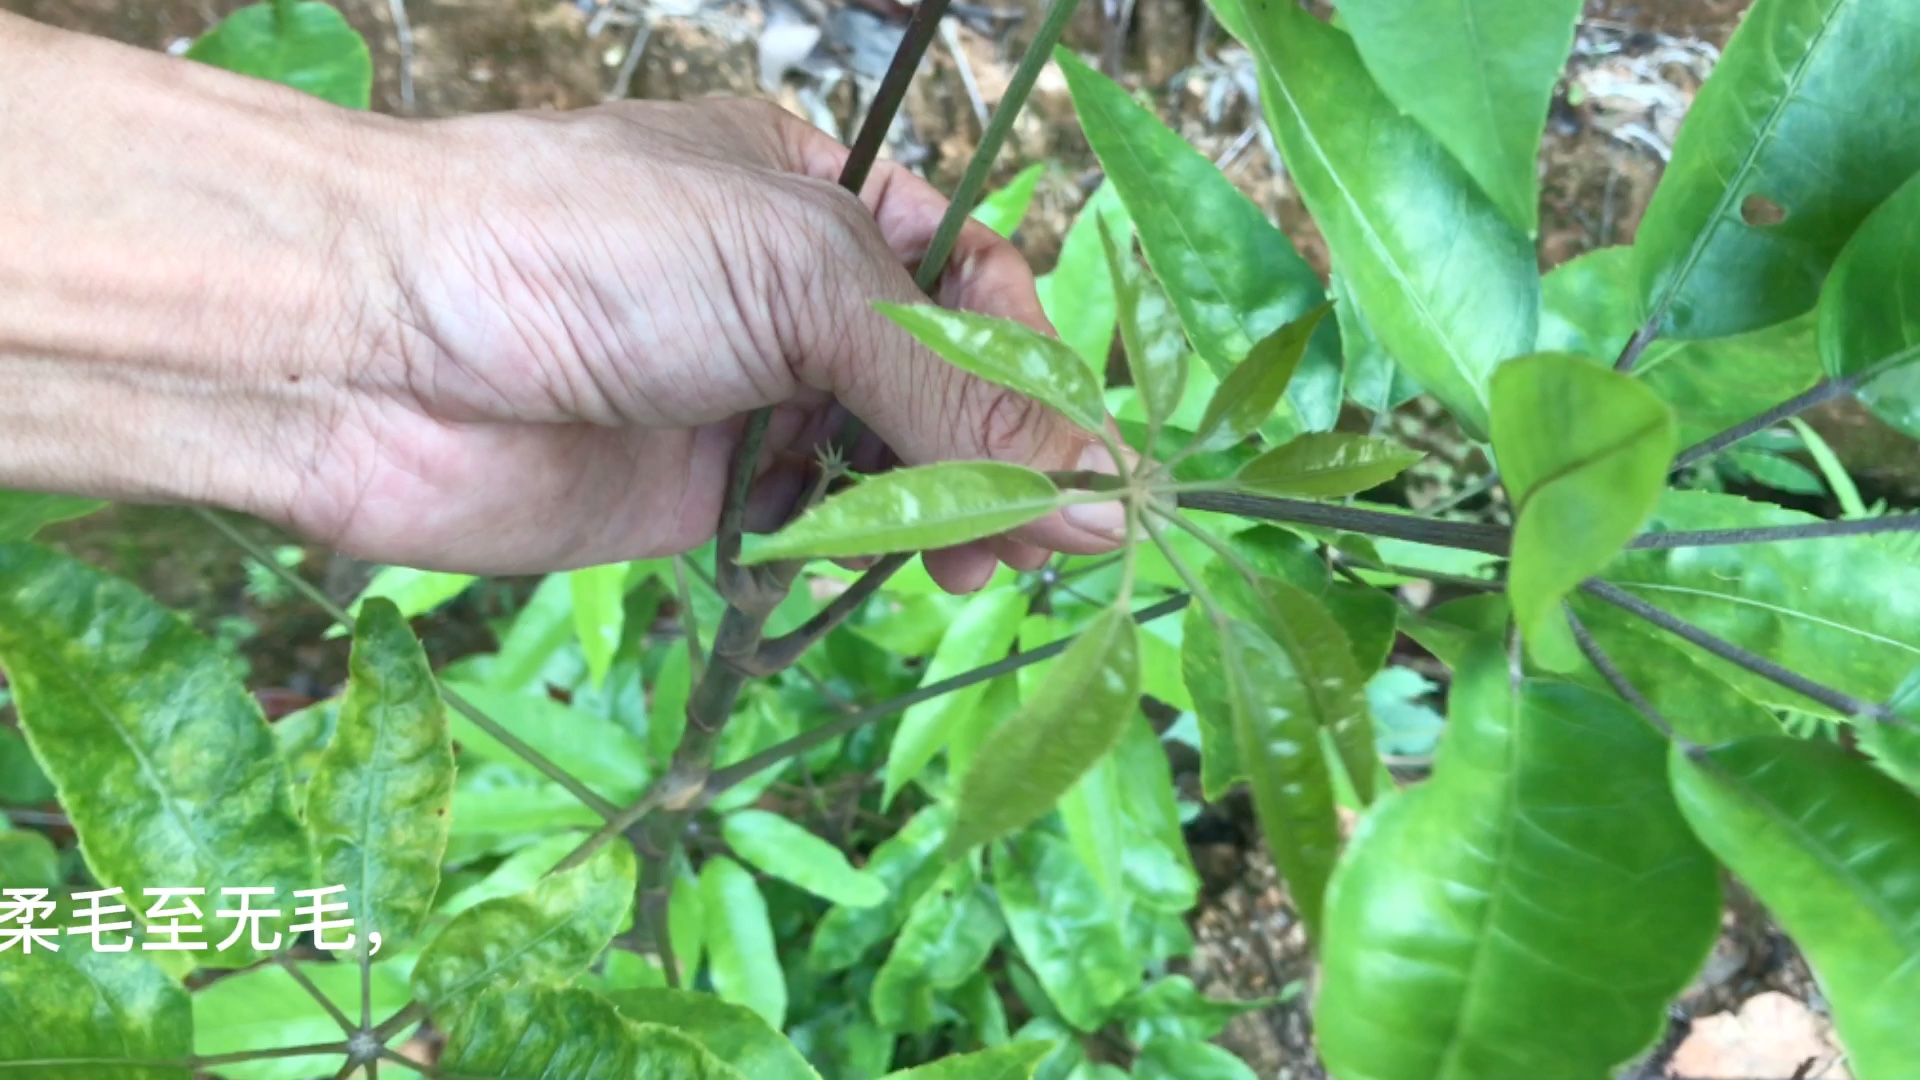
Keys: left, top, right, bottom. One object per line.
{"left": 0, "top": 13, "right": 406, "bottom": 514}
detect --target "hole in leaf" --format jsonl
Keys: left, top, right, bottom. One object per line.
{"left": 1741, "top": 193, "right": 1787, "bottom": 227}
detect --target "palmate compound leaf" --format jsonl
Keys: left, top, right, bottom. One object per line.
{"left": 411, "top": 842, "right": 635, "bottom": 1011}
{"left": 0, "top": 542, "right": 318, "bottom": 967}
{"left": 1490, "top": 354, "right": 1676, "bottom": 672}
{"left": 186, "top": 1, "right": 373, "bottom": 109}
{"left": 875, "top": 303, "right": 1108, "bottom": 436}
{"left": 1228, "top": 432, "right": 1423, "bottom": 499}
{"left": 1634, "top": 0, "right": 1920, "bottom": 340}
{"left": 441, "top": 985, "right": 744, "bottom": 1080}
{"left": 1209, "top": 0, "right": 1538, "bottom": 439}
{"left": 947, "top": 606, "right": 1141, "bottom": 853}
{"left": 0, "top": 949, "right": 190, "bottom": 1079}
{"left": 721, "top": 808, "right": 887, "bottom": 908}
{"left": 1317, "top": 643, "right": 1722, "bottom": 1080}
{"left": 742, "top": 462, "right": 1067, "bottom": 566}
{"left": 1818, "top": 169, "right": 1920, "bottom": 439}
{"left": 304, "top": 597, "right": 453, "bottom": 957}
{"left": 607, "top": 988, "right": 822, "bottom": 1080}
{"left": 1672, "top": 737, "right": 1920, "bottom": 1080}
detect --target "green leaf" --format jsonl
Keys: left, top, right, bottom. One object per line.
{"left": 871, "top": 862, "right": 1005, "bottom": 1034}
{"left": 808, "top": 805, "right": 951, "bottom": 972}
{"left": 1634, "top": 0, "right": 1920, "bottom": 339}
{"left": 1190, "top": 305, "right": 1330, "bottom": 451}
{"left": 1564, "top": 603, "right": 1781, "bottom": 745}
{"left": 0, "top": 543, "right": 317, "bottom": 966}
{"left": 668, "top": 862, "right": 706, "bottom": 986}
{"left": 1672, "top": 737, "right": 1920, "bottom": 1080}
{"left": 333, "top": 566, "right": 477, "bottom": 638}
{"left": 700, "top": 855, "right": 786, "bottom": 1029}
{"left": 1133, "top": 1039, "right": 1257, "bottom": 1080}
{"left": 1230, "top": 433, "right": 1422, "bottom": 498}
{"left": 721, "top": 809, "right": 887, "bottom": 908}
{"left": 1491, "top": 353, "right": 1676, "bottom": 670}
{"left": 439, "top": 681, "right": 650, "bottom": 801}
{"left": 485, "top": 573, "right": 576, "bottom": 692}
{"left": 1862, "top": 668, "right": 1920, "bottom": 791}
{"left": 0, "top": 490, "right": 104, "bottom": 541}
{"left": 412, "top": 843, "right": 635, "bottom": 1010}
{"left": 1818, "top": 170, "right": 1920, "bottom": 439}
{"left": 193, "top": 959, "right": 414, "bottom": 1080}
{"left": 1100, "top": 221, "right": 1189, "bottom": 443}
{"left": 877, "top": 303, "right": 1108, "bottom": 436}
{"left": 1037, "top": 181, "right": 1133, "bottom": 371}
{"left": 1057, "top": 50, "right": 1326, "bottom": 381}
{"left": 880, "top": 1042, "right": 1052, "bottom": 1080}
{"left": 0, "top": 949, "right": 190, "bottom": 1078}
{"left": 1058, "top": 751, "right": 1126, "bottom": 910}
{"left": 883, "top": 585, "right": 1029, "bottom": 807}
{"left": 608, "top": 988, "right": 821, "bottom": 1080}
{"left": 972, "top": 163, "right": 1045, "bottom": 238}
{"left": 186, "top": 1, "right": 373, "bottom": 109}
{"left": 649, "top": 646, "right": 693, "bottom": 763}
{"left": 1212, "top": 0, "right": 1537, "bottom": 438}
{"left": 1317, "top": 645, "right": 1721, "bottom": 1080}
{"left": 1336, "top": 0, "right": 1579, "bottom": 235}
{"left": 305, "top": 598, "right": 453, "bottom": 956}
{"left": 1334, "top": 271, "right": 1423, "bottom": 416}
{"left": 0, "top": 828, "right": 61, "bottom": 889}
{"left": 1216, "top": 618, "right": 1340, "bottom": 938}
{"left": 949, "top": 607, "right": 1141, "bottom": 852}
{"left": 0, "top": 726, "right": 56, "bottom": 806}
{"left": 1537, "top": 246, "right": 1822, "bottom": 446}
{"left": 1116, "top": 977, "right": 1270, "bottom": 1048}
{"left": 441, "top": 985, "right": 744, "bottom": 1079}
{"left": 744, "top": 462, "right": 1066, "bottom": 566}
{"left": 1605, "top": 491, "right": 1920, "bottom": 709}
{"left": 570, "top": 562, "right": 630, "bottom": 689}
{"left": 1113, "top": 716, "right": 1201, "bottom": 913}
{"left": 994, "top": 830, "right": 1138, "bottom": 1032}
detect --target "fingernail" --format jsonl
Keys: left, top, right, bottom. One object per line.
{"left": 1062, "top": 443, "right": 1127, "bottom": 539}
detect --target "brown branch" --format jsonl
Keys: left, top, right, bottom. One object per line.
{"left": 1563, "top": 604, "right": 1686, "bottom": 746}
{"left": 1627, "top": 514, "right": 1920, "bottom": 549}
{"left": 1669, "top": 378, "right": 1854, "bottom": 470}
{"left": 749, "top": 553, "right": 913, "bottom": 674}
{"left": 1177, "top": 491, "right": 1510, "bottom": 554}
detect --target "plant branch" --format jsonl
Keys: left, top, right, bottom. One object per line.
{"left": 1613, "top": 316, "right": 1664, "bottom": 373}
{"left": 273, "top": 952, "right": 357, "bottom": 1036}
{"left": 195, "top": 507, "right": 620, "bottom": 819}
{"left": 1627, "top": 514, "right": 1920, "bottom": 549}
{"left": 750, "top": 553, "right": 914, "bottom": 674}
{"left": 914, "top": 0, "right": 1084, "bottom": 289}
{"left": 700, "top": 591, "right": 1192, "bottom": 800}
{"left": 370, "top": 1002, "right": 426, "bottom": 1043}
{"left": 1176, "top": 491, "right": 1511, "bottom": 554}
{"left": 1669, "top": 377, "right": 1853, "bottom": 470}
{"left": 1563, "top": 604, "right": 1685, "bottom": 746}
{"left": 1580, "top": 580, "right": 1893, "bottom": 722}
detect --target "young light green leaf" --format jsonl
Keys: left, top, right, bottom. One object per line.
{"left": 1317, "top": 645, "right": 1722, "bottom": 1080}
{"left": 339, "top": 565, "right": 477, "bottom": 630}
{"left": 194, "top": 960, "right": 413, "bottom": 1080}
{"left": 884, "top": 586, "right": 1029, "bottom": 807}
{"left": 1230, "top": 433, "right": 1422, "bottom": 498}
{"left": 877, "top": 303, "right": 1108, "bottom": 436}
{"left": 0, "top": 489, "right": 104, "bottom": 541}
{"left": 880, "top": 1041, "right": 1052, "bottom": 1080}
{"left": 1057, "top": 50, "right": 1326, "bottom": 383}
{"left": 1337, "top": 0, "right": 1581, "bottom": 235}
{"left": 1492, "top": 353, "right": 1676, "bottom": 671}
{"left": 1037, "top": 180, "right": 1133, "bottom": 371}
{"left": 1217, "top": 618, "right": 1340, "bottom": 939}
{"left": 441, "top": 985, "right": 744, "bottom": 1080}
{"left": 1191, "top": 305, "right": 1330, "bottom": 451}
{"left": 413, "top": 843, "right": 635, "bottom": 1010}
{"left": 0, "top": 949, "right": 190, "bottom": 1079}
{"left": 1539, "top": 246, "right": 1822, "bottom": 445}
{"left": 187, "top": 1, "right": 373, "bottom": 109}
{"left": 609, "top": 989, "right": 820, "bottom": 1080}
{"left": 808, "top": 805, "right": 952, "bottom": 972}
{"left": 871, "top": 862, "right": 1005, "bottom": 1034}
{"left": 1634, "top": 0, "right": 1920, "bottom": 339}
{"left": 570, "top": 562, "right": 629, "bottom": 689}
{"left": 441, "top": 681, "right": 651, "bottom": 801}
{"left": 949, "top": 607, "right": 1141, "bottom": 852}
{"left": 0, "top": 542, "right": 318, "bottom": 967}
{"left": 1100, "top": 220, "right": 1189, "bottom": 443}
{"left": 1672, "top": 737, "right": 1920, "bottom": 1080}
{"left": 701, "top": 855, "right": 786, "bottom": 1028}
{"left": 744, "top": 462, "right": 1066, "bottom": 566}
{"left": 1606, "top": 491, "right": 1920, "bottom": 709}
{"left": 972, "top": 163, "right": 1045, "bottom": 238}
{"left": 669, "top": 861, "right": 707, "bottom": 986}
{"left": 722, "top": 808, "right": 887, "bottom": 908}
{"left": 1818, "top": 170, "right": 1920, "bottom": 440}
{"left": 994, "top": 830, "right": 1138, "bottom": 1032}
{"left": 1133, "top": 1039, "right": 1257, "bottom": 1080}
{"left": 305, "top": 598, "right": 454, "bottom": 956}
{"left": 1211, "top": 0, "right": 1537, "bottom": 438}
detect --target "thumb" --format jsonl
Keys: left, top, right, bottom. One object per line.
{"left": 776, "top": 181, "right": 1127, "bottom": 554}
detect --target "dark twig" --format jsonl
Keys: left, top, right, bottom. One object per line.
{"left": 1564, "top": 605, "right": 1686, "bottom": 745}
{"left": 272, "top": 953, "right": 356, "bottom": 1036}
{"left": 842, "top": 0, "right": 954, "bottom": 195}
{"left": 751, "top": 553, "right": 914, "bottom": 674}
{"left": 1670, "top": 377, "right": 1853, "bottom": 470}
{"left": 1613, "top": 316, "right": 1664, "bottom": 373}
{"left": 1178, "top": 491, "right": 1511, "bottom": 554}
{"left": 1628, "top": 514, "right": 1920, "bottom": 549}
{"left": 701, "top": 592, "right": 1192, "bottom": 799}
{"left": 1580, "top": 580, "right": 1893, "bottom": 722}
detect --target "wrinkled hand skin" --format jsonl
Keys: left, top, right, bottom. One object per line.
{"left": 0, "top": 15, "right": 1121, "bottom": 589}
